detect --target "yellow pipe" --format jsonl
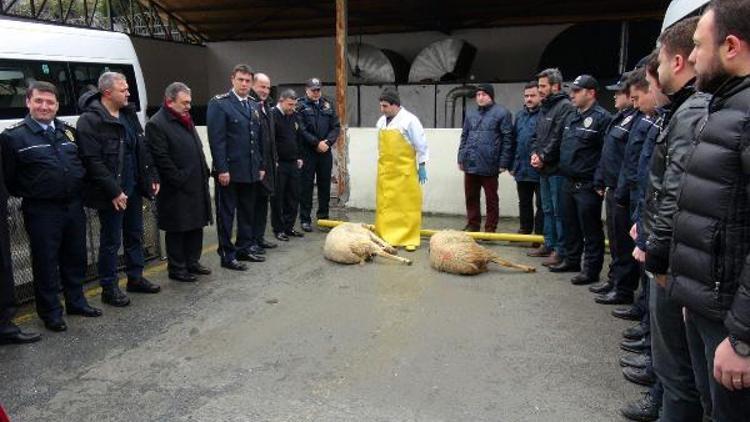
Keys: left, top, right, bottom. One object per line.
{"left": 316, "top": 219, "right": 545, "bottom": 243}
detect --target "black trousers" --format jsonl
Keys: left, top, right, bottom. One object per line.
{"left": 22, "top": 198, "right": 87, "bottom": 322}
{"left": 165, "top": 228, "right": 204, "bottom": 274}
{"left": 299, "top": 150, "right": 332, "bottom": 224}
{"left": 561, "top": 179, "right": 605, "bottom": 278}
{"left": 0, "top": 202, "right": 17, "bottom": 334}
{"left": 215, "top": 181, "right": 256, "bottom": 264}
{"left": 605, "top": 189, "right": 640, "bottom": 294}
{"left": 251, "top": 191, "right": 270, "bottom": 245}
{"left": 272, "top": 160, "right": 301, "bottom": 234}
{"left": 686, "top": 310, "right": 750, "bottom": 422}
{"left": 650, "top": 279, "right": 704, "bottom": 422}
{"left": 516, "top": 181, "right": 543, "bottom": 234}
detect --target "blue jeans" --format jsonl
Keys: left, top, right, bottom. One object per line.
{"left": 97, "top": 193, "right": 145, "bottom": 288}
{"left": 540, "top": 174, "right": 566, "bottom": 257}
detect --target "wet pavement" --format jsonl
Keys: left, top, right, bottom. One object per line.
{"left": 1, "top": 210, "right": 643, "bottom": 421}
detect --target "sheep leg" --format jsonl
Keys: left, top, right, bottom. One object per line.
{"left": 367, "top": 231, "right": 398, "bottom": 254}
{"left": 490, "top": 256, "right": 536, "bottom": 273}
{"left": 372, "top": 249, "right": 412, "bottom": 265}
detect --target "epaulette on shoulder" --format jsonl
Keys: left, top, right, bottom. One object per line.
{"left": 4, "top": 121, "right": 25, "bottom": 131}
{"left": 213, "top": 92, "right": 230, "bottom": 101}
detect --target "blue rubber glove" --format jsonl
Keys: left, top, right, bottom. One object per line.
{"left": 418, "top": 163, "right": 427, "bottom": 184}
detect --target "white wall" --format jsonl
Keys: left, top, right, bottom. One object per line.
{"left": 347, "top": 128, "right": 519, "bottom": 217}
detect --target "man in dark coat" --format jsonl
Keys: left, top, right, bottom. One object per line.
{"left": 271, "top": 89, "right": 305, "bottom": 241}
{"left": 248, "top": 73, "right": 278, "bottom": 255}
{"left": 457, "top": 83, "right": 514, "bottom": 233}
{"left": 76, "top": 72, "right": 161, "bottom": 307}
{"left": 0, "top": 139, "right": 40, "bottom": 345}
{"left": 146, "top": 82, "right": 212, "bottom": 283}
{"left": 512, "top": 81, "right": 543, "bottom": 238}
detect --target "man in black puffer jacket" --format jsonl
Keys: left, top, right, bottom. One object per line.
{"left": 669, "top": 2, "right": 750, "bottom": 419}
{"left": 530, "top": 68, "right": 577, "bottom": 267}
{"left": 77, "top": 72, "right": 161, "bottom": 307}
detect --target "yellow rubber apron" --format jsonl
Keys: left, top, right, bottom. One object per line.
{"left": 375, "top": 129, "right": 422, "bottom": 247}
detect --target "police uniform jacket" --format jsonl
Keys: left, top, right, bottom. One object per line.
{"left": 558, "top": 103, "right": 612, "bottom": 181}
{"left": 593, "top": 107, "right": 638, "bottom": 189}
{"left": 207, "top": 91, "right": 264, "bottom": 184}
{"left": 1, "top": 116, "right": 85, "bottom": 200}
{"left": 296, "top": 96, "right": 341, "bottom": 151}
{"left": 76, "top": 90, "right": 158, "bottom": 210}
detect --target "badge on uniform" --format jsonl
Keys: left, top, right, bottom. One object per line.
{"left": 322, "top": 102, "right": 330, "bottom": 111}
{"left": 64, "top": 129, "right": 75, "bottom": 143}
{"left": 584, "top": 117, "right": 593, "bottom": 128}
{"left": 294, "top": 122, "right": 299, "bottom": 131}
{"left": 253, "top": 109, "right": 260, "bottom": 119}
{"left": 621, "top": 115, "right": 633, "bottom": 126}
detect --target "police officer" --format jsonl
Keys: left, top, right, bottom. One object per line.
{"left": 0, "top": 137, "right": 41, "bottom": 345}
{"left": 297, "top": 78, "right": 341, "bottom": 232}
{"left": 550, "top": 75, "right": 612, "bottom": 286}
{"left": 207, "top": 64, "right": 266, "bottom": 270}
{"left": 1, "top": 81, "right": 102, "bottom": 332}
{"left": 590, "top": 73, "right": 641, "bottom": 296}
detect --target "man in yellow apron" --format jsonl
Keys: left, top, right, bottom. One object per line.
{"left": 375, "top": 89, "right": 429, "bottom": 252}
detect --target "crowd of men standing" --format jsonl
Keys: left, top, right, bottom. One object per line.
{"left": 0, "top": 64, "right": 340, "bottom": 342}
{"left": 457, "top": 0, "right": 750, "bottom": 419}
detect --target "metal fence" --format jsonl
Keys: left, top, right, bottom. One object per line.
{"left": 7, "top": 197, "right": 161, "bottom": 303}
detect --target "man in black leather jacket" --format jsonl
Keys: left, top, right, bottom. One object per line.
{"left": 670, "top": 2, "right": 750, "bottom": 419}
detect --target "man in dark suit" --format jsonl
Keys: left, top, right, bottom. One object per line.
{"left": 207, "top": 64, "right": 265, "bottom": 270}
{"left": 146, "top": 82, "right": 212, "bottom": 282}
{"left": 0, "top": 139, "right": 41, "bottom": 345}
{"left": 248, "top": 72, "right": 278, "bottom": 256}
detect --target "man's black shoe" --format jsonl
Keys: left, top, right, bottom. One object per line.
{"left": 275, "top": 232, "right": 290, "bottom": 241}
{"left": 623, "top": 366, "right": 656, "bottom": 386}
{"left": 301, "top": 223, "right": 313, "bottom": 232}
{"left": 66, "top": 305, "right": 103, "bottom": 317}
{"left": 463, "top": 224, "right": 480, "bottom": 232}
{"left": 127, "top": 277, "right": 161, "bottom": 294}
{"left": 221, "top": 260, "right": 247, "bottom": 271}
{"left": 187, "top": 263, "right": 211, "bottom": 275}
{"left": 247, "top": 245, "right": 266, "bottom": 255}
{"left": 237, "top": 252, "right": 266, "bottom": 262}
{"left": 286, "top": 229, "right": 304, "bottom": 238}
{"left": 588, "top": 280, "right": 612, "bottom": 294}
{"left": 623, "top": 324, "right": 647, "bottom": 340}
{"left": 612, "top": 306, "right": 642, "bottom": 321}
{"left": 102, "top": 287, "right": 131, "bottom": 307}
{"left": 548, "top": 261, "right": 581, "bottom": 273}
{"left": 595, "top": 291, "right": 634, "bottom": 305}
{"left": 43, "top": 319, "right": 67, "bottom": 332}
{"left": 620, "top": 353, "right": 651, "bottom": 369}
{"left": 620, "top": 392, "right": 659, "bottom": 422}
{"left": 258, "top": 239, "right": 277, "bottom": 249}
{"left": 169, "top": 272, "right": 197, "bottom": 282}
{"left": 621, "top": 337, "right": 649, "bottom": 353}
{"left": 0, "top": 329, "right": 42, "bottom": 345}
{"left": 571, "top": 273, "right": 598, "bottom": 285}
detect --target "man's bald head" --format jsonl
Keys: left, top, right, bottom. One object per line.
{"left": 253, "top": 73, "right": 271, "bottom": 101}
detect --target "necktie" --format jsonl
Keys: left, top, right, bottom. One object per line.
{"left": 242, "top": 100, "right": 249, "bottom": 113}
{"left": 45, "top": 126, "right": 55, "bottom": 139}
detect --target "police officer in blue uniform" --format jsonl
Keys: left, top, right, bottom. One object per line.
{"left": 590, "top": 73, "right": 641, "bottom": 296}
{"left": 551, "top": 75, "right": 613, "bottom": 286}
{"left": 1, "top": 81, "right": 102, "bottom": 332}
{"left": 297, "top": 78, "right": 341, "bottom": 232}
{"left": 207, "top": 64, "right": 266, "bottom": 270}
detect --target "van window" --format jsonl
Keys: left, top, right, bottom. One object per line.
{"left": 69, "top": 62, "right": 141, "bottom": 112}
{"left": 0, "top": 59, "right": 75, "bottom": 119}
{"left": 0, "top": 59, "right": 141, "bottom": 120}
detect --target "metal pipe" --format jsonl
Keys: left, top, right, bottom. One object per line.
{"left": 317, "top": 219, "right": 545, "bottom": 243}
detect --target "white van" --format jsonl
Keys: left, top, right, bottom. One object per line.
{"left": 0, "top": 18, "right": 147, "bottom": 131}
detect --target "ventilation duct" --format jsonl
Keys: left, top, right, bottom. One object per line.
{"left": 347, "top": 42, "right": 409, "bottom": 84}
{"left": 408, "top": 38, "right": 477, "bottom": 83}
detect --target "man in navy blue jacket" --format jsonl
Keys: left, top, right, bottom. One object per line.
{"left": 457, "top": 84, "right": 514, "bottom": 233}
{"left": 512, "top": 81, "right": 543, "bottom": 238}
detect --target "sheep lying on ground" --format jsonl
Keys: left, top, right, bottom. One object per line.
{"left": 324, "top": 223, "right": 412, "bottom": 265}
{"left": 429, "top": 230, "right": 536, "bottom": 275}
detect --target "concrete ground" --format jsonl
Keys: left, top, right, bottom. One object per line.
{"left": 1, "top": 210, "right": 644, "bottom": 422}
